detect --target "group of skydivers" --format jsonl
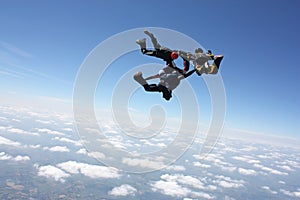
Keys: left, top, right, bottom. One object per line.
{"left": 134, "top": 30, "right": 224, "bottom": 101}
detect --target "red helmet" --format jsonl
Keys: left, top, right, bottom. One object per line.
{"left": 170, "top": 51, "right": 178, "bottom": 60}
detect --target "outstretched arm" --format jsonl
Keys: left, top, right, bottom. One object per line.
{"left": 178, "top": 50, "right": 195, "bottom": 61}
{"left": 182, "top": 57, "right": 190, "bottom": 73}
{"left": 183, "top": 69, "right": 196, "bottom": 78}
{"left": 145, "top": 74, "right": 160, "bottom": 81}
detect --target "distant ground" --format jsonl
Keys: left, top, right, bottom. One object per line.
{"left": 0, "top": 105, "right": 299, "bottom": 200}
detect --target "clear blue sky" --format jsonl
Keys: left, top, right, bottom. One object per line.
{"left": 0, "top": 0, "right": 299, "bottom": 138}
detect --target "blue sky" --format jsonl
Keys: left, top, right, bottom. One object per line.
{"left": 0, "top": 0, "right": 299, "bottom": 138}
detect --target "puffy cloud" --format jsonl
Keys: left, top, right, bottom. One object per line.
{"left": 35, "top": 119, "right": 52, "bottom": 124}
{"left": 52, "top": 137, "right": 82, "bottom": 146}
{"left": 238, "top": 168, "right": 257, "bottom": 176}
{"left": 219, "top": 165, "right": 237, "bottom": 172}
{"left": 122, "top": 157, "right": 165, "bottom": 170}
{"left": 214, "top": 175, "right": 245, "bottom": 189}
{"left": 151, "top": 176, "right": 214, "bottom": 199}
{"left": 280, "top": 188, "right": 300, "bottom": 198}
{"left": 44, "top": 146, "right": 70, "bottom": 152}
{"left": 151, "top": 180, "right": 191, "bottom": 197}
{"left": 276, "top": 165, "right": 294, "bottom": 171}
{"left": 87, "top": 151, "right": 105, "bottom": 159}
{"left": 218, "top": 181, "right": 241, "bottom": 188}
{"left": 151, "top": 173, "right": 216, "bottom": 199}
{"left": 6, "top": 127, "right": 39, "bottom": 136}
{"left": 232, "top": 156, "right": 260, "bottom": 164}
{"left": 36, "top": 128, "right": 64, "bottom": 136}
{"left": 0, "top": 152, "right": 30, "bottom": 162}
{"left": 36, "top": 165, "right": 70, "bottom": 183}
{"left": 13, "top": 155, "right": 30, "bottom": 161}
{"left": 0, "top": 152, "right": 12, "bottom": 160}
{"left": 193, "top": 162, "right": 211, "bottom": 168}
{"left": 261, "top": 186, "right": 277, "bottom": 194}
{"left": 27, "top": 144, "right": 41, "bottom": 149}
{"left": 56, "top": 161, "right": 121, "bottom": 179}
{"left": 161, "top": 174, "right": 206, "bottom": 190}
{"left": 253, "top": 164, "right": 288, "bottom": 175}
{"left": 108, "top": 184, "right": 137, "bottom": 196}
{"left": 0, "top": 136, "right": 21, "bottom": 147}
{"left": 76, "top": 148, "right": 87, "bottom": 155}
{"left": 240, "top": 146, "right": 258, "bottom": 152}
{"left": 165, "top": 165, "right": 186, "bottom": 172}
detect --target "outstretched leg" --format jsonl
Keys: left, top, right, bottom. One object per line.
{"left": 133, "top": 72, "right": 172, "bottom": 101}
{"left": 207, "top": 55, "right": 224, "bottom": 74}
{"left": 213, "top": 55, "right": 224, "bottom": 69}
{"left": 144, "top": 30, "right": 161, "bottom": 49}
{"left": 136, "top": 38, "right": 159, "bottom": 57}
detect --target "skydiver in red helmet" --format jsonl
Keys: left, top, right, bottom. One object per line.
{"left": 136, "top": 30, "right": 190, "bottom": 75}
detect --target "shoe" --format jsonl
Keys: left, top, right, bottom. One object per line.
{"left": 133, "top": 71, "right": 147, "bottom": 85}
{"left": 144, "top": 30, "right": 154, "bottom": 38}
{"left": 136, "top": 38, "right": 146, "bottom": 49}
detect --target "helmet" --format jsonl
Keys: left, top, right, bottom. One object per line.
{"left": 170, "top": 51, "right": 178, "bottom": 60}
{"left": 195, "top": 48, "right": 203, "bottom": 53}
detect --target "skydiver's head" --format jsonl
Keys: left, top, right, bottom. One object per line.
{"left": 195, "top": 48, "right": 203, "bottom": 53}
{"left": 170, "top": 51, "right": 178, "bottom": 60}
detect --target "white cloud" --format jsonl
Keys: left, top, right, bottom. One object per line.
{"left": 238, "top": 168, "right": 257, "bottom": 176}
{"left": 108, "top": 184, "right": 137, "bottom": 196}
{"left": 122, "top": 157, "right": 165, "bottom": 169}
{"left": 257, "top": 154, "right": 269, "bottom": 159}
{"left": 219, "top": 165, "right": 237, "bottom": 172}
{"left": 36, "top": 128, "right": 64, "bottom": 136}
{"left": 232, "top": 156, "right": 260, "bottom": 164}
{"left": 0, "top": 152, "right": 12, "bottom": 160}
{"left": 253, "top": 164, "right": 288, "bottom": 175}
{"left": 52, "top": 137, "right": 82, "bottom": 146}
{"left": 151, "top": 175, "right": 214, "bottom": 199}
{"left": 87, "top": 151, "right": 105, "bottom": 159}
{"left": 165, "top": 165, "right": 186, "bottom": 172}
{"left": 62, "top": 128, "right": 73, "bottom": 132}
{"left": 280, "top": 189, "right": 300, "bottom": 198}
{"left": 28, "top": 144, "right": 41, "bottom": 149}
{"left": 76, "top": 148, "right": 87, "bottom": 155}
{"left": 6, "top": 127, "right": 39, "bottom": 136}
{"left": 151, "top": 179, "right": 190, "bottom": 197}
{"left": 261, "top": 186, "right": 277, "bottom": 194}
{"left": 36, "top": 165, "right": 70, "bottom": 183}
{"left": 0, "top": 136, "right": 21, "bottom": 147}
{"left": 161, "top": 174, "right": 206, "bottom": 190}
{"left": 276, "top": 160, "right": 300, "bottom": 169}
{"left": 240, "top": 146, "right": 257, "bottom": 152}
{"left": 13, "top": 155, "right": 30, "bottom": 161}
{"left": 218, "top": 180, "right": 243, "bottom": 188}
{"left": 276, "top": 165, "right": 294, "bottom": 171}
{"left": 214, "top": 175, "right": 245, "bottom": 189}
{"left": 44, "top": 146, "right": 70, "bottom": 152}
{"left": 35, "top": 119, "right": 52, "bottom": 124}
{"left": 0, "top": 152, "right": 30, "bottom": 162}
{"left": 57, "top": 161, "right": 121, "bottom": 179}
{"left": 193, "top": 162, "right": 211, "bottom": 168}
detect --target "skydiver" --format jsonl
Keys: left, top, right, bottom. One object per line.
{"left": 133, "top": 66, "right": 196, "bottom": 101}
{"left": 136, "top": 30, "right": 190, "bottom": 75}
{"left": 179, "top": 48, "right": 224, "bottom": 76}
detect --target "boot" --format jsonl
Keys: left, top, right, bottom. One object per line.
{"left": 135, "top": 38, "right": 146, "bottom": 49}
